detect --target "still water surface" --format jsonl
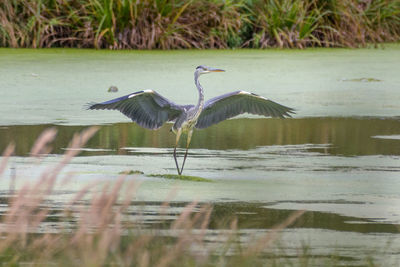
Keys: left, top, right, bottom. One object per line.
{"left": 0, "top": 47, "right": 400, "bottom": 265}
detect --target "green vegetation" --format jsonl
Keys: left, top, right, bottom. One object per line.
{"left": 118, "top": 170, "right": 211, "bottom": 182}
{"left": 118, "top": 171, "right": 211, "bottom": 182}
{"left": 148, "top": 173, "right": 212, "bottom": 182}
{"left": 0, "top": 0, "right": 399, "bottom": 49}
{"left": 119, "top": 169, "right": 144, "bottom": 175}
{"left": 341, "top": 77, "right": 382, "bottom": 82}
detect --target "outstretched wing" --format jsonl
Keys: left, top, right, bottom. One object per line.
{"left": 195, "top": 91, "right": 294, "bottom": 129}
{"left": 88, "top": 90, "right": 185, "bottom": 129}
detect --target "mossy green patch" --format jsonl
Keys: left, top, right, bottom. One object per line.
{"left": 147, "top": 174, "right": 212, "bottom": 182}
{"left": 119, "top": 170, "right": 144, "bottom": 175}
{"left": 341, "top": 77, "right": 382, "bottom": 82}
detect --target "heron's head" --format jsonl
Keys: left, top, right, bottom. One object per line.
{"left": 195, "top": 65, "right": 225, "bottom": 76}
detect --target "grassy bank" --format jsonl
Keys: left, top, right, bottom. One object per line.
{"left": 0, "top": 0, "right": 399, "bottom": 49}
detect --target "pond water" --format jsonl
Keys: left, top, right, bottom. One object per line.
{"left": 1, "top": 47, "right": 400, "bottom": 265}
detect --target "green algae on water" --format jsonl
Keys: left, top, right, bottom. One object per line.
{"left": 148, "top": 174, "right": 212, "bottom": 182}
{"left": 340, "top": 77, "right": 382, "bottom": 82}
{"left": 119, "top": 170, "right": 144, "bottom": 175}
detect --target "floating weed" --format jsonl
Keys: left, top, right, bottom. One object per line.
{"left": 148, "top": 173, "right": 212, "bottom": 182}
{"left": 119, "top": 170, "right": 145, "bottom": 175}
{"left": 340, "top": 77, "right": 382, "bottom": 82}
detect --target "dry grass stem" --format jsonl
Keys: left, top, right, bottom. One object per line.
{"left": 30, "top": 127, "right": 57, "bottom": 158}
{"left": 0, "top": 143, "right": 15, "bottom": 176}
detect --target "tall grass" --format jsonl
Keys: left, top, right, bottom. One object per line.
{"left": 321, "top": 0, "right": 400, "bottom": 46}
{"left": 247, "top": 0, "right": 328, "bottom": 48}
{"left": 0, "top": 0, "right": 399, "bottom": 49}
{"left": 0, "top": 127, "right": 309, "bottom": 266}
{"left": 0, "top": 0, "right": 245, "bottom": 49}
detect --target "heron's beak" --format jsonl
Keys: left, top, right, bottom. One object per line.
{"left": 208, "top": 68, "right": 225, "bottom": 72}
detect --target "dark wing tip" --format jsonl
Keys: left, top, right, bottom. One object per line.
{"left": 284, "top": 107, "right": 296, "bottom": 117}
{"left": 84, "top": 102, "right": 97, "bottom": 110}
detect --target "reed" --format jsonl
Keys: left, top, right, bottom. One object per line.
{"left": 0, "top": 0, "right": 398, "bottom": 49}
{"left": 247, "top": 0, "right": 327, "bottom": 48}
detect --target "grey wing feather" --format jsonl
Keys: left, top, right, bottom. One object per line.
{"left": 195, "top": 91, "right": 294, "bottom": 129}
{"left": 88, "top": 90, "right": 185, "bottom": 129}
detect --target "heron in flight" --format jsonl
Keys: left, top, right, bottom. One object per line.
{"left": 88, "top": 65, "right": 294, "bottom": 175}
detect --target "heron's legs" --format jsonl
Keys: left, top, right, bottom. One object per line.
{"left": 174, "top": 129, "right": 182, "bottom": 175}
{"left": 173, "top": 147, "right": 180, "bottom": 175}
{"left": 180, "top": 130, "right": 193, "bottom": 175}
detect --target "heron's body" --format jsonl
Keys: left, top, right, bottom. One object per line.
{"left": 172, "top": 69, "right": 205, "bottom": 134}
{"left": 89, "top": 65, "right": 294, "bottom": 175}
{"left": 172, "top": 105, "right": 201, "bottom": 134}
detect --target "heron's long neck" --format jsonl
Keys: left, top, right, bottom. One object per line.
{"left": 194, "top": 72, "right": 204, "bottom": 112}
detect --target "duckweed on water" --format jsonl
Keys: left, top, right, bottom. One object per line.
{"left": 148, "top": 174, "right": 212, "bottom": 182}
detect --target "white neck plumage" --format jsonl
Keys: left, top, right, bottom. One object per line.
{"left": 194, "top": 71, "right": 205, "bottom": 113}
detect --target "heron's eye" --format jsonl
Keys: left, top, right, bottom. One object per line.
{"left": 196, "top": 65, "right": 206, "bottom": 71}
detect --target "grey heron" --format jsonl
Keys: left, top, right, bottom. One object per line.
{"left": 88, "top": 65, "right": 294, "bottom": 175}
